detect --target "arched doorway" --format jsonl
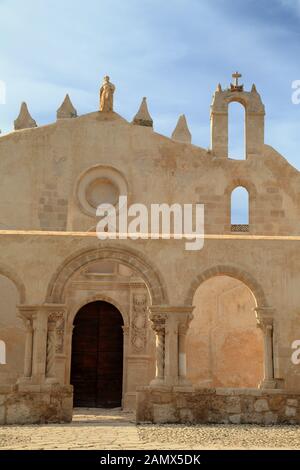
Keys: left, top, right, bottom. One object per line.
{"left": 71, "top": 301, "right": 124, "bottom": 408}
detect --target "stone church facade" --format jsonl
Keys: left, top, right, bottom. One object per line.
{"left": 0, "top": 74, "right": 300, "bottom": 424}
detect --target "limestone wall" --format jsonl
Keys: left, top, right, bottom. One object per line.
{"left": 0, "top": 234, "right": 299, "bottom": 389}
{"left": 0, "top": 274, "right": 25, "bottom": 385}
{"left": 0, "top": 112, "right": 300, "bottom": 235}
{"left": 136, "top": 387, "right": 300, "bottom": 425}
{"left": 0, "top": 385, "right": 73, "bottom": 424}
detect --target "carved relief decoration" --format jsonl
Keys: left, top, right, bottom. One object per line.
{"left": 48, "top": 311, "right": 65, "bottom": 354}
{"left": 131, "top": 293, "right": 148, "bottom": 352}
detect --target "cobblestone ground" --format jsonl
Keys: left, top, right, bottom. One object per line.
{"left": 0, "top": 408, "right": 299, "bottom": 450}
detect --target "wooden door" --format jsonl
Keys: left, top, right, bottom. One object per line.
{"left": 71, "top": 301, "right": 123, "bottom": 407}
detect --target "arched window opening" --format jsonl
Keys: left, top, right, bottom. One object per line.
{"left": 186, "top": 275, "right": 263, "bottom": 388}
{"left": 228, "top": 101, "right": 246, "bottom": 160}
{"left": 231, "top": 186, "right": 249, "bottom": 232}
{"left": 0, "top": 340, "right": 6, "bottom": 364}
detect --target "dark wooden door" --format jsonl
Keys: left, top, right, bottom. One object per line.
{"left": 71, "top": 301, "right": 123, "bottom": 408}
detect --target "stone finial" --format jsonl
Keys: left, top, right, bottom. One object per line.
{"left": 132, "top": 97, "right": 153, "bottom": 127}
{"left": 14, "top": 102, "right": 37, "bottom": 130}
{"left": 217, "top": 83, "right": 222, "bottom": 92}
{"left": 251, "top": 84, "right": 258, "bottom": 93}
{"left": 56, "top": 94, "right": 77, "bottom": 119}
{"left": 171, "top": 114, "right": 192, "bottom": 144}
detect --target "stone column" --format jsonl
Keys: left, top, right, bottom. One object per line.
{"left": 17, "top": 306, "right": 39, "bottom": 384}
{"left": 149, "top": 310, "right": 167, "bottom": 386}
{"left": 156, "top": 324, "right": 165, "bottom": 381}
{"left": 255, "top": 307, "right": 277, "bottom": 389}
{"left": 149, "top": 306, "right": 194, "bottom": 387}
{"left": 45, "top": 310, "right": 65, "bottom": 383}
{"left": 122, "top": 325, "right": 129, "bottom": 407}
{"left": 178, "top": 314, "right": 193, "bottom": 385}
{"left": 46, "top": 318, "right": 57, "bottom": 381}
{"left": 164, "top": 314, "right": 179, "bottom": 386}
{"left": 31, "top": 309, "right": 48, "bottom": 382}
{"left": 23, "top": 319, "right": 33, "bottom": 378}
{"left": 17, "top": 304, "right": 65, "bottom": 386}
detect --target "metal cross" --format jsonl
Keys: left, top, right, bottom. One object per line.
{"left": 232, "top": 71, "right": 242, "bottom": 88}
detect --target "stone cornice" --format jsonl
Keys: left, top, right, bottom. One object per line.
{"left": 70, "top": 281, "right": 146, "bottom": 290}
{"left": 148, "top": 305, "right": 195, "bottom": 315}
{"left": 254, "top": 307, "right": 275, "bottom": 328}
{"left": 18, "top": 304, "right": 66, "bottom": 320}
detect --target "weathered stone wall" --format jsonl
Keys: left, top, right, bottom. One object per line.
{"left": 136, "top": 387, "right": 300, "bottom": 425}
{"left": 0, "top": 274, "right": 25, "bottom": 385}
{"left": 38, "top": 182, "right": 68, "bottom": 231}
{"left": 0, "top": 385, "right": 73, "bottom": 424}
{"left": 0, "top": 110, "right": 300, "bottom": 235}
{"left": 0, "top": 234, "right": 300, "bottom": 390}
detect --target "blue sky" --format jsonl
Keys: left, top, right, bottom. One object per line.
{"left": 1, "top": 0, "right": 300, "bottom": 170}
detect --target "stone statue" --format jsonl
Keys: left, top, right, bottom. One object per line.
{"left": 100, "top": 76, "right": 115, "bottom": 112}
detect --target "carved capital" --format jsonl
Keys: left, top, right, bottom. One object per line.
{"left": 149, "top": 313, "right": 167, "bottom": 334}
{"left": 22, "top": 318, "right": 33, "bottom": 332}
{"left": 17, "top": 305, "right": 38, "bottom": 322}
{"left": 255, "top": 307, "right": 275, "bottom": 331}
{"left": 149, "top": 305, "right": 194, "bottom": 334}
{"left": 48, "top": 311, "right": 63, "bottom": 323}
{"left": 178, "top": 312, "right": 193, "bottom": 335}
{"left": 122, "top": 325, "right": 130, "bottom": 336}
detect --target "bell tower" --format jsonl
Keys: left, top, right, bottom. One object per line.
{"left": 210, "top": 72, "right": 265, "bottom": 158}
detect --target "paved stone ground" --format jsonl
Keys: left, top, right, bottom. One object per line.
{"left": 0, "top": 408, "right": 299, "bottom": 450}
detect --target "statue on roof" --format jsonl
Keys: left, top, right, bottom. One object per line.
{"left": 100, "top": 75, "right": 115, "bottom": 112}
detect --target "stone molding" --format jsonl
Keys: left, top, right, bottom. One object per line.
{"left": 131, "top": 293, "right": 148, "bottom": 353}
{"left": 254, "top": 307, "right": 275, "bottom": 329}
{"left": 185, "top": 265, "right": 268, "bottom": 307}
{"left": 46, "top": 246, "right": 168, "bottom": 305}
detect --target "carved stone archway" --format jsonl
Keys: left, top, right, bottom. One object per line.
{"left": 46, "top": 245, "right": 168, "bottom": 306}
{"left": 0, "top": 263, "right": 26, "bottom": 303}
{"left": 68, "top": 294, "right": 129, "bottom": 328}
{"left": 185, "top": 264, "right": 277, "bottom": 389}
{"left": 65, "top": 293, "right": 130, "bottom": 406}
{"left": 185, "top": 264, "right": 268, "bottom": 307}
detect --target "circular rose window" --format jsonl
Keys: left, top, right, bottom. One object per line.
{"left": 85, "top": 178, "right": 119, "bottom": 209}
{"left": 76, "top": 165, "right": 128, "bottom": 216}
